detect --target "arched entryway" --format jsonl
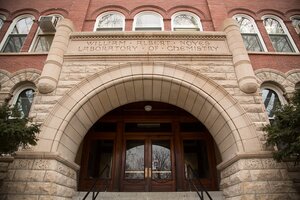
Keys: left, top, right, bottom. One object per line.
{"left": 77, "top": 101, "right": 219, "bottom": 192}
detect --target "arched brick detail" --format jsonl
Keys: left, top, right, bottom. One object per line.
{"left": 37, "top": 62, "right": 262, "bottom": 163}
{"left": 0, "top": 68, "right": 41, "bottom": 92}
{"left": 286, "top": 69, "right": 300, "bottom": 89}
{"left": 255, "top": 69, "right": 295, "bottom": 93}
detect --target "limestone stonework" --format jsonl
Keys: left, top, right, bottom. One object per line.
{"left": 0, "top": 153, "right": 78, "bottom": 200}
{"left": 0, "top": 0, "right": 300, "bottom": 198}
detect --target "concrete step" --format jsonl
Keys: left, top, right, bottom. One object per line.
{"left": 73, "top": 191, "right": 224, "bottom": 200}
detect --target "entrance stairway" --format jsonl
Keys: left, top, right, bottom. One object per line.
{"left": 72, "top": 191, "right": 225, "bottom": 200}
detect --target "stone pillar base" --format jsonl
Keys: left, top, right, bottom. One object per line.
{"left": 0, "top": 152, "right": 79, "bottom": 200}
{"left": 218, "top": 153, "right": 300, "bottom": 200}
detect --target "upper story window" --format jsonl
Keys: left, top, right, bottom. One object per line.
{"left": 133, "top": 11, "right": 163, "bottom": 31}
{"left": 291, "top": 16, "right": 300, "bottom": 34}
{"left": 261, "top": 84, "right": 286, "bottom": 123}
{"left": 263, "top": 16, "right": 298, "bottom": 53}
{"left": 31, "top": 15, "right": 61, "bottom": 52}
{"left": 171, "top": 12, "right": 202, "bottom": 31}
{"left": 12, "top": 84, "right": 35, "bottom": 118}
{"left": 0, "top": 15, "right": 34, "bottom": 52}
{"left": 94, "top": 12, "right": 125, "bottom": 31}
{"left": 234, "top": 15, "right": 266, "bottom": 52}
{"left": 0, "top": 15, "right": 5, "bottom": 30}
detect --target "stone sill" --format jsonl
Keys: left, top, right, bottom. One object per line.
{"left": 0, "top": 52, "right": 48, "bottom": 56}
{"left": 248, "top": 52, "right": 300, "bottom": 56}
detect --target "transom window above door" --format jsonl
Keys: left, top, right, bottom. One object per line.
{"left": 94, "top": 12, "right": 125, "bottom": 31}
{"left": 133, "top": 11, "right": 164, "bottom": 31}
{"left": 172, "top": 12, "right": 202, "bottom": 31}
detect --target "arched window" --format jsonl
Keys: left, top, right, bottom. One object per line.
{"left": 12, "top": 85, "right": 35, "bottom": 118}
{"left": 291, "top": 16, "right": 300, "bottom": 34}
{"left": 94, "top": 12, "right": 125, "bottom": 31}
{"left": 261, "top": 84, "right": 286, "bottom": 122}
{"left": 133, "top": 11, "right": 163, "bottom": 31}
{"left": 171, "top": 12, "right": 202, "bottom": 31}
{"left": 295, "top": 82, "right": 300, "bottom": 90}
{"left": 0, "top": 15, "right": 34, "bottom": 52}
{"left": 234, "top": 15, "right": 266, "bottom": 52}
{"left": 31, "top": 15, "right": 62, "bottom": 52}
{"left": 262, "top": 16, "right": 298, "bottom": 52}
{"left": 0, "top": 15, "right": 5, "bottom": 30}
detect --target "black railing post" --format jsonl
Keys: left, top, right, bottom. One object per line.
{"left": 186, "top": 164, "right": 213, "bottom": 200}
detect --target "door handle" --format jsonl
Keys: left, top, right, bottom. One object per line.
{"left": 145, "top": 167, "right": 148, "bottom": 178}
{"left": 144, "top": 167, "right": 152, "bottom": 178}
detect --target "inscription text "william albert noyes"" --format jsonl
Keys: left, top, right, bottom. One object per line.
{"left": 77, "top": 40, "right": 220, "bottom": 53}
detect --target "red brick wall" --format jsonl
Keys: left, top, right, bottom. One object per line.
{"left": 0, "top": 0, "right": 299, "bottom": 74}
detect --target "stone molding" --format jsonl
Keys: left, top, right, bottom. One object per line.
{"left": 38, "top": 18, "right": 75, "bottom": 94}
{"left": 222, "top": 18, "right": 259, "bottom": 94}
{"left": 14, "top": 151, "right": 80, "bottom": 171}
{"left": 217, "top": 151, "right": 274, "bottom": 170}
{"left": 36, "top": 61, "right": 262, "bottom": 163}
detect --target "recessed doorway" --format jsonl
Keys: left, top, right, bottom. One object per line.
{"left": 78, "top": 102, "right": 218, "bottom": 192}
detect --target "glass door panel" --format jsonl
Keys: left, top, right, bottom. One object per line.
{"left": 152, "top": 140, "right": 172, "bottom": 180}
{"left": 125, "top": 140, "right": 145, "bottom": 179}
{"left": 87, "top": 140, "right": 114, "bottom": 179}
{"left": 183, "top": 140, "right": 209, "bottom": 179}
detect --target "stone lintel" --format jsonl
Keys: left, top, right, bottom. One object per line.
{"left": 217, "top": 151, "right": 273, "bottom": 170}
{"left": 14, "top": 151, "right": 80, "bottom": 171}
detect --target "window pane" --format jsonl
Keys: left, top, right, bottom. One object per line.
{"left": 2, "top": 35, "right": 26, "bottom": 52}
{"left": 12, "top": 17, "right": 33, "bottom": 34}
{"left": 184, "top": 140, "right": 210, "bottom": 179}
{"left": 125, "top": 140, "right": 145, "bottom": 179}
{"left": 136, "top": 13, "right": 161, "bottom": 28}
{"left": 0, "top": 18, "right": 4, "bottom": 30}
{"left": 16, "top": 89, "right": 34, "bottom": 117}
{"left": 262, "top": 89, "right": 281, "bottom": 119}
{"left": 87, "top": 140, "right": 114, "bottom": 179}
{"left": 242, "top": 34, "right": 263, "bottom": 52}
{"left": 152, "top": 140, "right": 171, "bottom": 180}
{"left": 173, "top": 14, "right": 199, "bottom": 29}
{"left": 98, "top": 13, "right": 123, "bottom": 29}
{"left": 235, "top": 16, "right": 256, "bottom": 33}
{"left": 264, "top": 18, "right": 284, "bottom": 34}
{"left": 33, "top": 35, "right": 54, "bottom": 52}
{"left": 269, "top": 34, "right": 294, "bottom": 52}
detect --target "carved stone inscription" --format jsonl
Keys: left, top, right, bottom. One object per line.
{"left": 68, "top": 37, "right": 230, "bottom": 55}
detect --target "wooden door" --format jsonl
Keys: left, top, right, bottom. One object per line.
{"left": 121, "top": 136, "right": 175, "bottom": 192}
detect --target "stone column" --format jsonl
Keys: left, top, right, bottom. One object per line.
{"left": 218, "top": 154, "right": 299, "bottom": 200}
{"left": 222, "top": 18, "right": 258, "bottom": 94}
{"left": 37, "top": 18, "right": 74, "bottom": 94}
{"left": 0, "top": 152, "right": 79, "bottom": 200}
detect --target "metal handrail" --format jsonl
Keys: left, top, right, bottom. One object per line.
{"left": 186, "top": 164, "right": 213, "bottom": 200}
{"left": 82, "top": 164, "right": 110, "bottom": 200}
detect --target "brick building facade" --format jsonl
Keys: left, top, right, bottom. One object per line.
{"left": 0, "top": 0, "right": 300, "bottom": 199}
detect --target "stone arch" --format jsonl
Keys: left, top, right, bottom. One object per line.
{"left": 36, "top": 62, "right": 262, "bottom": 163}
{"left": 0, "top": 69, "right": 41, "bottom": 101}
{"left": 286, "top": 69, "right": 300, "bottom": 90}
{"left": 255, "top": 69, "right": 295, "bottom": 93}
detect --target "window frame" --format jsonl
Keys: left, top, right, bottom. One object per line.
{"left": 29, "top": 14, "right": 62, "bottom": 52}
{"left": 261, "top": 83, "right": 287, "bottom": 122}
{"left": 233, "top": 14, "right": 267, "bottom": 52}
{"left": 11, "top": 83, "right": 36, "bottom": 118}
{"left": 290, "top": 15, "right": 300, "bottom": 34}
{"left": 0, "top": 14, "right": 35, "bottom": 52}
{"left": 262, "top": 15, "right": 299, "bottom": 53}
{"left": 133, "top": 11, "right": 164, "bottom": 31}
{"left": 0, "top": 15, "right": 6, "bottom": 30}
{"left": 94, "top": 11, "right": 125, "bottom": 32}
{"left": 171, "top": 12, "right": 202, "bottom": 31}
